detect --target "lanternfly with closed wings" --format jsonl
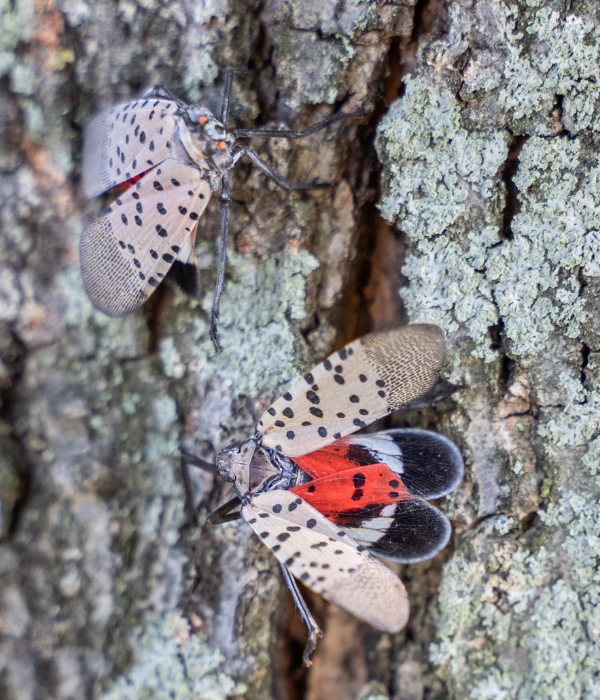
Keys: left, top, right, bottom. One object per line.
{"left": 80, "top": 75, "right": 358, "bottom": 350}
{"left": 197, "top": 324, "right": 464, "bottom": 663}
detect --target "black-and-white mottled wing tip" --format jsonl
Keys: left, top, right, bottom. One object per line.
{"left": 339, "top": 498, "right": 453, "bottom": 564}
{"left": 376, "top": 428, "right": 464, "bottom": 499}
{"left": 257, "top": 325, "right": 447, "bottom": 458}
{"left": 243, "top": 490, "right": 409, "bottom": 632}
{"left": 346, "top": 428, "right": 465, "bottom": 500}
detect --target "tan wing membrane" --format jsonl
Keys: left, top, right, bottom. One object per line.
{"left": 360, "top": 325, "right": 446, "bottom": 406}
{"left": 243, "top": 491, "right": 409, "bottom": 632}
{"left": 82, "top": 98, "right": 178, "bottom": 198}
{"left": 80, "top": 160, "right": 212, "bottom": 316}
{"left": 258, "top": 325, "right": 446, "bottom": 458}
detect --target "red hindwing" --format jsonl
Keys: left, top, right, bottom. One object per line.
{"left": 290, "top": 462, "right": 410, "bottom": 520}
{"left": 290, "top": 437, "right": 364, "bottom": 479}
{"left": 117, "top": 167, "right": 153, "bottom": 191}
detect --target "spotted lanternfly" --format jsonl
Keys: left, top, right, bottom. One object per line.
{"left": 80, "top": 74, "right": 359, "bottom": 351}
{"left": 197, "top": 324, "right": 464, "bottom": 664}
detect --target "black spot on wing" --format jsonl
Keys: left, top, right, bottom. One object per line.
{"left": 306, "top": 391, "right": 319, "bottom": 405}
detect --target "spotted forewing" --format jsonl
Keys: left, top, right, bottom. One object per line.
{"left": 80, "top": 161, "right": 211, "bottom": 317}
{"left": 243, "top": 490, "right": 409, "bottom": 632}
{"left": 82, "top": 98, "right": 178, "bottom": 199}
{"left": 257, "top": 324, "right": 447, "bottom": 457}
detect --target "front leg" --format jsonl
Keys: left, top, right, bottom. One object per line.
{"left": 210, "top": 171, "right": 232, "bottom": 352}
{"left": 239, "top": 147, "right": 329, "bottom": 191}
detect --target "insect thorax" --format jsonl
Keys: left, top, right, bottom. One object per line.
{"left": 176, "top": 106, "right": 236, "bottom": 180}
{"left": 216, "top": 439, "right": 307, "bottom": 498}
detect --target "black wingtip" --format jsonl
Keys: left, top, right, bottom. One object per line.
{"left": 367, "top": 498, "right": 452, "bottom": 564}
{"left": 380, "top": 428, "right": 464, "bottom": 500}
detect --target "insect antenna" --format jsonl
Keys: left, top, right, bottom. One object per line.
{"left": 181, "top": 450, "right": 217, "bottom": 473}
{"left": 279, "top": 563, "right": 323, "bottom": 667}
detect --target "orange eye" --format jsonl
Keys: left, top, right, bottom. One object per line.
{"left": 198, "top": 116, "right": 208, "bottom": 125}
{"left": 217, "top": 140, "right": 226, "bottom": 150}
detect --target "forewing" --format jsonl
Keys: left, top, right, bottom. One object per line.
{"left": 242, "top": 490, "right": 409, "bottom": 632}
{"left": 80, "top": 160, "right": 211, "bottom": 317}
{"left": 83, "top": 98, "right": 178, "bottom": 198}
{"left": 258, "top": 325, "right": 446, "bottom": 458}
{"left": 294, "top": 429, "right": 464, "bottom": 499}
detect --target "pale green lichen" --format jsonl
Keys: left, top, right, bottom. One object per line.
{"left": 487, "top": 136, "right": 600, "bottom": 355}
{"left": 496, "top": 0, "right": 600, "bottom": 134}
{"left": 378, "top": 3, "right": 600, "bottom": 697}
{"left": 183, "top": 51, "right": 219, "bottom": 103}
{"left": 376, "top": 78, "right": 505, "bottom": 360}
{"left": 100, "top": 613, "right": 243, "bottom": 700}
{"left": 430, "top": 546, "right": 565, "bottom": 698}
{"left": 0, "top": 0, "right": 34, "bottom": 78}
{"left": 272, "top": 31, "right": 356, "bottom": 107}
{"left": 285, "top": 0, "right": 382, "bottom": 39}
{"left": 378, "top": 78, "right": 600, "bottom": 360}
{"left": 357, "top": 681, "right": 390, "bottom": 700}
{"left": 161, "top": 243, "right": 319, "bottom": 400}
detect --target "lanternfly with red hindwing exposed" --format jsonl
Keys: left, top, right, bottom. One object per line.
{"left": 197, "top": 324, "right": 464, "bottom": 664}
{"left": 80, "top": 75, "right": 359, "bottom": 351}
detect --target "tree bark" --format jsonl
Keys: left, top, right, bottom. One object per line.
{"left": 1, "top": 0, "right": 598, "bottom": 699}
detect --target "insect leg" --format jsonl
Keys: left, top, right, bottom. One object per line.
{"left": 238, "top": 147, "right": 328, "bottom": 191}
{"left": 279, "top": 563, "right": 323, "bottom": 667}
{"left": 220, "top": 70, "right": 256, "bottom": 125}
{"left": 210, "top": 171, "right": 232, "bottom": 352}
{"left": 207, "top": 496, "right": 243, "bottom": 524}
{"left": 232, "top": 111, "right": 363, "bottom": 140}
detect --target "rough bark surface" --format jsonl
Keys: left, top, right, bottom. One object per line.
{"left": 0, "top": 0, "right": 598, "bottom": 699}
